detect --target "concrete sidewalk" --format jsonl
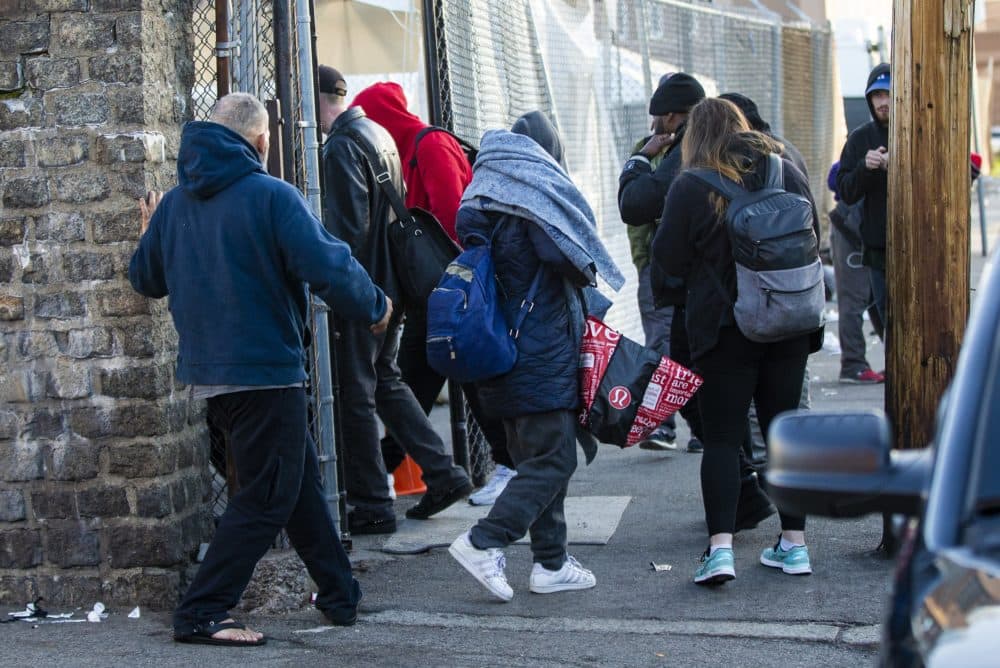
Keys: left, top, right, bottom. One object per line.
{"left": 2, "top": 193, "right": 997, "bottom": 666}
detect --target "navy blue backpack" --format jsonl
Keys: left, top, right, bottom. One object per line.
{"left": 426, "top": 227, "right": 541, "bottom": 383}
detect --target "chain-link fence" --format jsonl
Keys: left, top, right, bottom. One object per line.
{"left": 429, "top": 0, "right": 837, "bottom": 342}
{"left": 192, "top": 0, "right": 324, "bottom": 525}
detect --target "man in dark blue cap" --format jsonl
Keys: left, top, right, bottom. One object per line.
{"left": 837, "top": 63, "right": 891, "bottom": 338}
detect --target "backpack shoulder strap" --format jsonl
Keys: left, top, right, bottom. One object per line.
{"left": 410, "top": 126, "right": 444, "bottom": 169}
{"left": 765, "top": 153, "right": 784, "bottom": 189}
{"left": 340, "top": 124, "right": 413, "bottom": 227}
{"left": 686, "top": 168, "right": 746, "bottom": 201}
{"left": 410, "top": 126, "right": 476, "bottom": 168}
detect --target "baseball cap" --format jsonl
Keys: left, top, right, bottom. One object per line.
{"left": 318, "top": 65, "right": 347, "bottom": 97}
{"left": 865, "top": 71, "right": 891, "bottom": 96}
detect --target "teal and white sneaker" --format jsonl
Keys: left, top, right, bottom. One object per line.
{"left": 760, "top": 541, "right": 813, "bottom": 575}
{"left": 693, "top": 547, "right": 736, "bottom": 586}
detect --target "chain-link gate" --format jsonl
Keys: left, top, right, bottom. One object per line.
{"left": 192, "top": 0, "right": 335, "bottom": 527}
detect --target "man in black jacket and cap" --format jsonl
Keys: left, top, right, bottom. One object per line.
{"left": 618, "top": 72, "right": 705, "bottom": 453}
{"left": 318, "top": 65, "right": 472, "bottom": 536}
{"left": 836, "top": 62, "right": 891, "bottom": 332}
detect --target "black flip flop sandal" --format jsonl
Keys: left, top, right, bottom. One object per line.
{"left": 174, "top": 620, "right": 267, "bottom": 647}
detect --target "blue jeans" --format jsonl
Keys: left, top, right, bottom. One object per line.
{"left": 173, "top": 388, "right": 360, "bottom": 634}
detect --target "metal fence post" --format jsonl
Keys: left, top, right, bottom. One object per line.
{"left": 292, "top": 0, "right": 342, "bottom": 532}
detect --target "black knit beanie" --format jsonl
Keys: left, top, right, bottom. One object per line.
{"left": 649, "top": 73, "right": 705, "bottom": 115}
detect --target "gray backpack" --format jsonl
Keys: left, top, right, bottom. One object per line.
{"left": 689, "top": 154, "right": 825, "bottom": 343}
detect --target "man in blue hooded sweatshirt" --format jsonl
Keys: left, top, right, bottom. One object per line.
{"left": 129, "top": 93, "right": 391, "bottom": 645}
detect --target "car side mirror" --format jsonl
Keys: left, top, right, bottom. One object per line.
{"left": 766, "top": 410, "right": 931, "bottom": 518}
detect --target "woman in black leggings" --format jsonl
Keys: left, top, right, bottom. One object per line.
{"left": 652, "top": 97, "right": 823, "bottom": 585}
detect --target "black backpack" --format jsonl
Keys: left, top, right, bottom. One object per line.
{"left": 688, "top": 153, "right": 825, "bottom": 343}
{"left": 410, "top": 126, "right": 478, "bottom": 169}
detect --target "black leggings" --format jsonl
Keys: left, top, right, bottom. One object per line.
{"left": 695, "top": 326, "right": 809, "bottom": 535}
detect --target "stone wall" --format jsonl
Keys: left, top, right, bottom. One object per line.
{"left": 0, "top": 1, "right": 213, "bottom": 608}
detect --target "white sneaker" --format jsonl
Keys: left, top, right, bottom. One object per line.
{"left": 448, "top": 531, "right": 513, "bottom": 601}
{"left": 387, "top": 473, "right": 396, "bottom": 500}
{"left": 468, "top": 465, "right": 517, "bottom": 506}
{"left": 529, "top": 555, "right": 596, "bottom": 594}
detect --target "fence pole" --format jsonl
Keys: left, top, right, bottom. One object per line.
{"left": 421, "top": 0, "right": 445, "bottom": 127}
{"left": 272, "top": 0, "right": 296, "bottom": 185}
{"left": 293, "top": 0, "right": 342, "bottom": 534}
{"left": 421, "top": 0, "right": 471, "bottom": 474}
{"left": 215, "top": 0, "right": 232, "bottom": 97}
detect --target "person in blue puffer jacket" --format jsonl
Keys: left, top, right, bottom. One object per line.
{"left": 447, "top": 111, "right": 623, "bottom": 602}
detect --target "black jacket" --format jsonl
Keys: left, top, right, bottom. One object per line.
{"left": 836, "top": 63, "right": 890, "bottom": 269}
{"left": 322, "top": 107, "right": 405, "bottom": 305}
{"left": 652, "top": 141, "right": 821, "bottom": 360}
{"left": 618, "top": 127, "right": 685, "bottom": 227}
{"left": 456, "top": 208, "right": 587, "bottom": 419}
{"left": 618, "top": 126, "right": 687, "bottom": 305}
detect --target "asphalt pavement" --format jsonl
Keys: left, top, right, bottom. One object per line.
{"left": 3, "top": 189, "right": 998, "bottom": 667}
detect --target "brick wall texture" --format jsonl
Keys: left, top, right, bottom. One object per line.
{"left": 0, "top": 0, "right": 213, "bottom": 609}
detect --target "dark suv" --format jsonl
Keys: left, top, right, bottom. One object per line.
{"left": 767, "top": 255, "right": 1000, "bottom": 667}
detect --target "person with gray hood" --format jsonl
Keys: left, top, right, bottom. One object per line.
{"left": 448, "top": 111, "right": 623, "bottom": 602}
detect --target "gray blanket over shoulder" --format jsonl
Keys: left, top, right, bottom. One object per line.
{"left": 460, "top": 129, "right": 625, "bottom": 294}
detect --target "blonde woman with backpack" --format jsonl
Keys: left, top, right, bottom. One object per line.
{"left": 651, "top": 97, "right": 824, "bottom": 586}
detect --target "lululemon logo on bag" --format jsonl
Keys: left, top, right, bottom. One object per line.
{"left": 609, "top": 386, "right": 632, "bottom": 410}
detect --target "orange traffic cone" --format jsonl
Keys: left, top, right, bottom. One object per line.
{"left": 392, "top": 455, "right": 427, "bottom": 496}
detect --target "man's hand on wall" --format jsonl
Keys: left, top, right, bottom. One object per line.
{"left": 139, "top": 190, "right": 163, "bottom": 236}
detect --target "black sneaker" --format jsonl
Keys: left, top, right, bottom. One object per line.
{"left": 347, "top": 510, "right": 397, "bottom": 535}
{"left": 405, "top": 480, "right": 474, "bottom": 520}
{"left": 686, "top": 437, "right": 704, "bottom": 453}
{"left": 637, "top": 425, "right": 678, "bottom": 451}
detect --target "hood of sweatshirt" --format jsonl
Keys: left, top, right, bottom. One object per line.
{"left": 177, "top": 121, "right": 264, "bottom": 199}
{"left": 351, "top": 82, "right": 425, "bottom": 171}
{"left": 865, "top": 63, "right": 891, "bottom": 127}
{"left": 510, "top": 110, "right": 566, "bottom": 168}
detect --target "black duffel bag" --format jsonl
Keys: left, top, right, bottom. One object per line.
{"left": 342, "top": 126, "right": 460, "bottom": 304}
{"left": 386, "top": 206, "right": 461, "bottom": 303}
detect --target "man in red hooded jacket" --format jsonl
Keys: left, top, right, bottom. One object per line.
{"left": 352, "top": 82, "right": 514, "bottom": 507}
{"left": 352, "top": 82, "right": 471, "bottom": 240}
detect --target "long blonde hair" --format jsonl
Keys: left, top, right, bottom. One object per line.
{"left": 681, "top": 98, "right": 783, "bottom": 216}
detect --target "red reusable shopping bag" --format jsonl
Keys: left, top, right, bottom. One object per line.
{"left": 578, "top": 316, "right": 703, "bottom": 447}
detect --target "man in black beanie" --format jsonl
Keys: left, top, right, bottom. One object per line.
{"left": 617, "top": 72, "right": 704, "bottom": 453}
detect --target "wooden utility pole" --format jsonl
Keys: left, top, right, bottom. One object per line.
{"left": 887, "top": 1, "right": 973, "bottom": 450}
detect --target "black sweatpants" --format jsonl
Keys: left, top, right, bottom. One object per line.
{"left": 695, "top": 327, "right": 809, "bottom": 536}
{"left": 173, "top": 388, "right": 359, "bottom": 634}
{"left": 469, "top": 409, "right": 578, "bottom": 570}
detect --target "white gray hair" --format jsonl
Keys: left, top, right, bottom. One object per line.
{"left": 210, "top": 92, "right": 268, "bottom": 143}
